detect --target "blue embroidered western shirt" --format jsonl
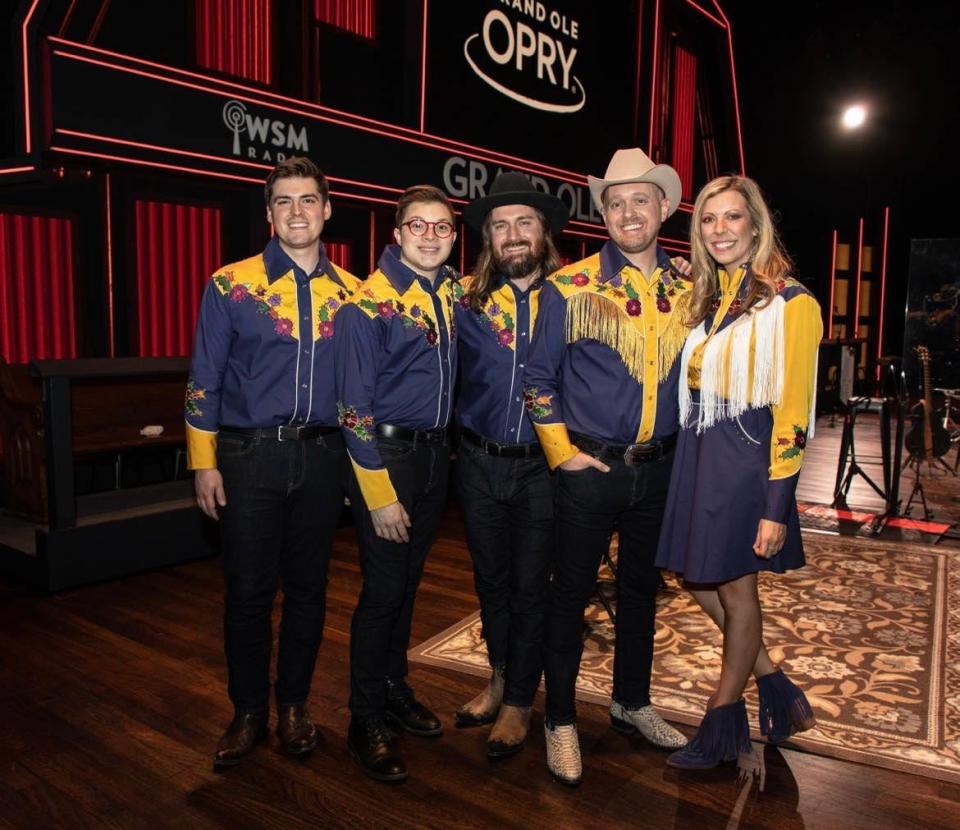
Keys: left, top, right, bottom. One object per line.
{"left": 523, "top": 241, "right": 692, "bottom": 469}
{"left": 453, "top": 274, "right": 541, "bottom": 444}
{"left": 334, "top": 244, "right": 457, "bottom": 509}
{"left": 185, "top": 235, "right": 360, "bottom": 468}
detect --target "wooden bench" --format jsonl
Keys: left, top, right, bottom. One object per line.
{"left": 0, "top": 358, "right": 188, "bottom": 525}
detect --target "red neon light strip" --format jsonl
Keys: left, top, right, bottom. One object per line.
{"left": 0, "top": 166, "right": 35, "bottom": 175}
{"left": 53, "top": 49, "right": 593, "bottom": 190}
{"left": 52, "top": 148, "right": 474, "bottom": 221}
{"left": 60, "top": 0, "right": 80, "bottom": 35}
{"left": 368, "top": 210, "right": 376, "bottom": 274}
{"left": 877, "top": 206, "right": 890, "bottom": 363}
{"left": 50, "top": 146, "right": 265, "bottom": 183}
{"left": 88, "top": 0, "right": 111, "bottom": 43}
{"left": 105, "top": 172, "right": 115, "bottom": 357}
{"left": 684, "top": 0, "right": 726, "bottom": 28}
{"left": 419, "top": 0, "right": 428, "bottom": 133}
{"left": 22, "top": 0, "right": 42, "bottom": 154}
{"left": 648, "top": 0, "right": 661, "bottom": 155}
{"left": 708, "top": 2, "right": 746, "bottom": 173}
{"left": 633, "top": 0, "right": 643, "bottom": 140}
{"left": 828, "top": 229, "right": 837, "bottom": 339}
{"left": 48, "top": 37, "right": 589, "bottom": 183}
{"left": 853, "top": 217, "right": 864, "bottom": 338}
{"left": 563, "top": 228, "right": 608, "bottom": 241}
{"left": 56, "top": 128, "right": 410, "bottom": 197}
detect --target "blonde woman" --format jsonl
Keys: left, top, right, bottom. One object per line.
{"left": 656, "top": 176, "right": 821, "bottom": 769}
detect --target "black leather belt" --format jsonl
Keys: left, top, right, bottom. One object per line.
{"left": 461, "top": 428, "right": 542, "bottom": 459}
{"left": 569, "top": 431, "right": 677, "bottom": 466}
{"left": 221, "top": 424, "right": 341, "bottom": 443}
{"left": 376, "top": 423, "right": 448, "bottom": 445}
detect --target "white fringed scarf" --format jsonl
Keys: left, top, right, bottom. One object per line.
{"left": 678, "top": 294, "right": 817, "bottom": 437}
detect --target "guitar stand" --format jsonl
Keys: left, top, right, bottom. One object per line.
{"left": 902, "top": 454, "right": 934, "bottom": 520}
{"left": 833, "top": 401, "right": 887, "bottom": 508}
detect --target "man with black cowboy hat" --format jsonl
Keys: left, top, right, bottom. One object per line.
{"left": 524, "top": 148, "right": 690, "bottom": 785}
{"left": 452, "top": 172, "right": 568, "bottom": 759}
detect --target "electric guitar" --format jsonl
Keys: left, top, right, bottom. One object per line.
{"left": 905, "top": 346, "right": 952, "bottom": 460}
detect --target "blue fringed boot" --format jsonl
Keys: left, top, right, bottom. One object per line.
{"left": 666, "top": 698, "right": 752, "bottom": 770}
{"left": 756, "top": 668, "right": 816, "bottom": 743}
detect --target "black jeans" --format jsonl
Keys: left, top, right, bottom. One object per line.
{"left": 217, "top": 430, "right": 346, "bottom": 713}
{"left": 544, "top": 450, "right": 674, "bottom": 726}
{"left": 348, "top": 439, "right": 449, "bottom": 718}
{"left": 456, "top": 439, "right": 553, "bottom": 706}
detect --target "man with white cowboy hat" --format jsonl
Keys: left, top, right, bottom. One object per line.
{"left": 523, "top": 148, "right": 690, "bottom": 785}
{"left": 452, "top": 172, "right": 568, "bottom": 759}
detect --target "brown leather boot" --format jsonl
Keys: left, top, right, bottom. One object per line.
{"left": 214, "top": 711, "right": 268, "bottom": 769}
{"left": 277, "top": 703, "right": 318, "bottom": 757}
{"left": 487, "top": 704, "right": 531, "bottom": 759}
{"left": 455, "top": 665, "right": 504, "bottom": 727}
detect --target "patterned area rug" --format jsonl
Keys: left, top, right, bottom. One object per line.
{"left": 409, "top": 532, "right": 960, "bottom": 783}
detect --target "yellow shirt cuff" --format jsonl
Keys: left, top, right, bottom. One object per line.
{"left": 186, "top": 422, "right": 217, "bottom": 469}
{"left": 533, "top": 422, "right": 579, "bottom": 470}
{"left": 349, "top": 456, "right": 399, "bottom": 511}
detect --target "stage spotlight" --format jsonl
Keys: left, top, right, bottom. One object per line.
{"left": 842, "top": 104, "right": 867, "bottom": 130}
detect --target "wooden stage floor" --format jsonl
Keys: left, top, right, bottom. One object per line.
{"left": 2, "top": 422, "right": 960, "bottom": 828}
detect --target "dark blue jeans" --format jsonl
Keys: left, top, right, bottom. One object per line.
{"left": 348, "top": 439, "right": 449, "bottom": 718}
{"left": 217, "top": 430, "right": 346, "bottom": 713}
{"left": 456, "top": 439, "right": 553, "bottom": 706}
{"left": 544, "top": 450, "right": 674, "bottom": 726}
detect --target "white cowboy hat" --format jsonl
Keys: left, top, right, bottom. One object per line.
{"left": 587, "top": 148, "right": 682, "bottom": 217}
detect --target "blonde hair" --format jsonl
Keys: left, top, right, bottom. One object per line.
{"left": 687, "top": 175, "right": 793, "bottom": 326}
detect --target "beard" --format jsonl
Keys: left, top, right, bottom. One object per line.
{"left": 494, "top": 238, "right": 547, "bottom": 280}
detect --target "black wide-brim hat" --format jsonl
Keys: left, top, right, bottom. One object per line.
{"left": 462, "top": 171, "right": 570, "bottom": 234}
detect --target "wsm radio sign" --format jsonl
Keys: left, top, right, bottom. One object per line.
{"left": 221, "top": 99, "right": 310, "bottom": 161}
{"left": 464, "top": 1, "right": 584, "bottom": 113}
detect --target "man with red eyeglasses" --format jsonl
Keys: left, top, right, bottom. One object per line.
{"left": 334, "top": 185, "right": 458, "bottom": 783}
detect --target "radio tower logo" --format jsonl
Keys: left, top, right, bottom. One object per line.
{"left": 222, "top": 100, "right": 248, "bottom": 155}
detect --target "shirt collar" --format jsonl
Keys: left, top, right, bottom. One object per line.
{"left": 494, "top": 272, "right": 543, "bottom": 295}
{"left": 263, "top": 235, "right": 342, "bottom": 287}
{"left": 597, "top": 239, "right": 672, "bottom": 283}
{"left": 378, "top": 244, "right": 455, "bottom": 294}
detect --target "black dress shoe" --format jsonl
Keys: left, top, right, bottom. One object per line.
{"left": 384, "top": 678, "right": 443, "bottom": 737}
{"left": 347, "top": 717, "right": 407, "bottom": 783}
{"left": 213, "top": 711, "right": 267, "bottom": 770}
{"left": 277, "top": 703, "right": 318, "bottom": 757}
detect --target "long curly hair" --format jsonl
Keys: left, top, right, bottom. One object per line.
{"left": 686, "top": 175, "right": 793, "bottom": 326}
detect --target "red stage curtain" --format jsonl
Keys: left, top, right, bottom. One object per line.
{"left": 315, "top": 0, "right": 376, "bottom": 39}
{"left": 325, "top": 241, "right": 352, "bottom": 274}
{"left": 196, "top": 0, "right": 272, "bottom": 84}
{"left": 0, "top": 212, "right": 77, "bottom": 363}
{"left": 671, "top": 45, "right": 697, "bottom": 199}
{"left": 135, "top": 200, "right": 222, "bottom": 357}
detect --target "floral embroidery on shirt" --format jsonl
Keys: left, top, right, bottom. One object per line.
{"left": 214, "top": 270, "right": 295, "bottom": 337}
{"left": 777, "top": 425, "right": 807, "bottom": 460}
{"left": 185, "top": 381, "right": 205, "bottom": 417}
{"left": 337, "top": 402, "right": 375, "bottom": 442}
{"left": 317, "top": 290, "right": 347, "bottom": 339}
{"left": 523, "top": 387, "right": 553, "bottom": 419}
{"left": 358, "top": 295, "right": 440, "bottom": 345}
{"left": 555, "top": 269, "right": 592, "bottom": 288}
